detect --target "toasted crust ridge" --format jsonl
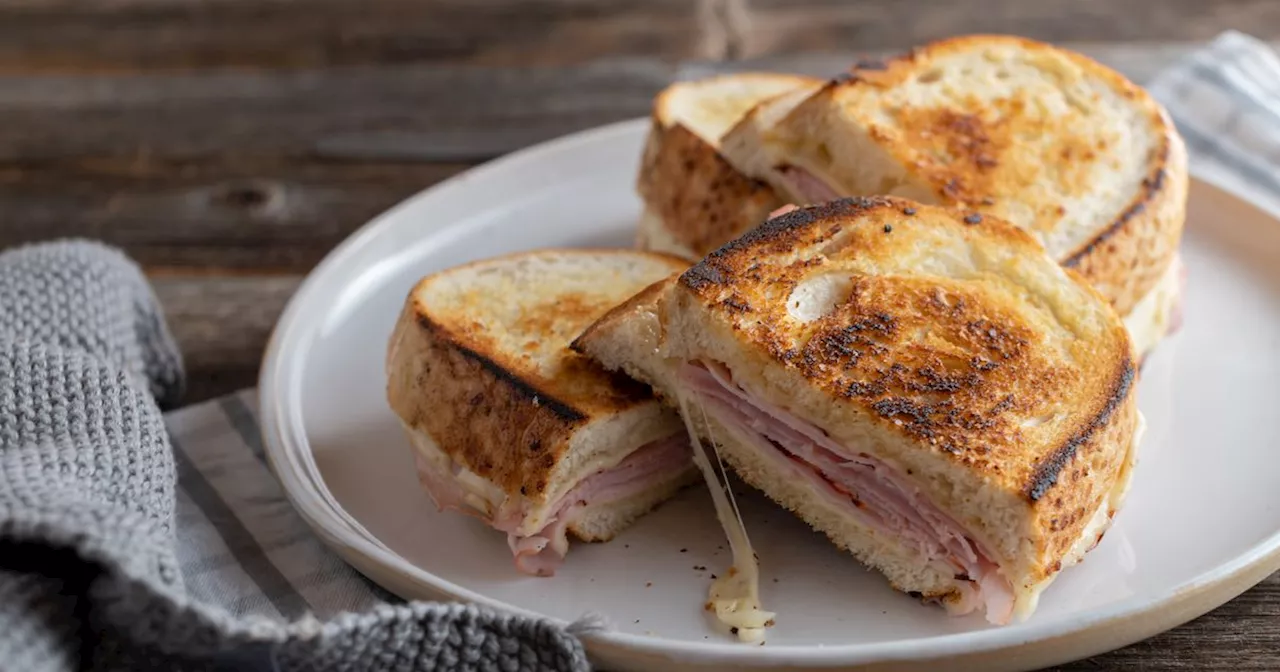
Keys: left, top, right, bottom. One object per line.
{"left": 637, "top": 121, "right": 787, "bottom": 260}
{"left": 709, "top": 34, "right": 1188, "bottom": 315}
{"left": 386, "top": 249, "right": 689, "bottom": 501}
{"left": 414, "top": 311, "right": 588, "bottom": 423}
{"left": 672, "top": 196, "right": 1134, "bottom": 503}
{"left": 1026, "top": 354, "right": 1135, "bottom": 502}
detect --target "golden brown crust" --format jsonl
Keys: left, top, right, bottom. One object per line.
{"left": 387, "top": 305, "right": 583, "bottom": 499}
{"left": 386, "top": 249, "right": 687, "bottom": 500}
{"left": 678, "top": 197, "right": 1134, "bottom": 506}
{"left": 672, "top": 196, "right": 1138, "bottom": 582}
{"left": 1061, "top": 109, "right": 1189, "bottom": 316}
{"left": 785, "top": 35, "right": 1188, "bottom": 313}
{"left": 1030, "top": 389, "right": 1137, "bottom": 583}
{"left": 636, "top": 119, "right": 788, "bottom": 259}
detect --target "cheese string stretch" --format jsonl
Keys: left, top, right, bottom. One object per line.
{"left": 676, "top": 390, "right": 775, "bottom": 643}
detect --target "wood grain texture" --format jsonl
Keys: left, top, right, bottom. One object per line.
{"left": 153, "top": 273, "right": 301, "bottom": 401}
{"left": 0, "top": 1, "right": 1277, "bottom": 667}
{"left": 0, "top": 60, "right": 673, "bottom": 162}
{"left": 1050, "top": 571, "right": 1280, "bottom": 670}
{"left": 0, "top": 0, "right": 1273, "bottom": 72}
{"left": 0, "top": 0, "right": 710, "bottom": 72}
{"left": 0, "top": 158, "right": 469, "bottom": 270}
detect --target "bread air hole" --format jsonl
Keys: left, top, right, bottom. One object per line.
{"left": 1021, "top": 412, "right": 1060, "bottom": 428}
{"left": 918, "top": 68, "right": 944, "bottom": 84}
{"left": 787, "top": 273, "right": 854, "bottom": 323}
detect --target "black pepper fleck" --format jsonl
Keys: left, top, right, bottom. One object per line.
{"left": 883, "top": 224, "right": 893, "bottom": 233}
{"left": 964, "top": 213, "right": 983, "bottom": 224}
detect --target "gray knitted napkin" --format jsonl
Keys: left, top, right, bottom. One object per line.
{"left": 0, "top": 240, "right": 592, "bottom": 671}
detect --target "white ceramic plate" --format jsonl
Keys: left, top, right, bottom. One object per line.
{"left": 259, "top": 119, "right": 1280, "bottom": 671}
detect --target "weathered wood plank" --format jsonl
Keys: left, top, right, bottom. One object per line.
{"left": 153, "top": 273, "right": 301, "bottom": 403}
{"left": 0, "top": 0, "right": 1274, "bottom": 72}
{"left": 0, "top": 59, "right": 673, "bottom": 162}
{"left": 1053, "top": 571, "right": 1280, "bottom": 670}
{"left": 0, "top": 0, "right": 710, "bottom": 72}
{"left": 0, "top": 158, "right": 469, "bottom": 270}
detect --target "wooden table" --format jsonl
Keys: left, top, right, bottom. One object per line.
{"left": 3, "top": 1, "right": 1276, "bottom": 668}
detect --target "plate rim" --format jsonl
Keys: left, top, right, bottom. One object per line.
{"left": 257, "top": 117, "right": 1280, "bottom": 669}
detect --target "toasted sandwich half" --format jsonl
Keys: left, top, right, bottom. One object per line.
{"left": 635, "top": 72, "right": 822, "bottom": 260}
{"left": 639, "top": 36, "right": 1188, "bottom": 360}
{"left": 576, "top": 197, "right": 1141, "bottom": 624}
{"left": 386, "top": 249, "right": 697, "bottom": 576}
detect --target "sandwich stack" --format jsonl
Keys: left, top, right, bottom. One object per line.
{"left": 386, "top": 33, "right": 1186, "bottom": 642}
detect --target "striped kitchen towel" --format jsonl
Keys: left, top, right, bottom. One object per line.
{"left": 166, "top": 29, "right": 1280, "bottom": 625}
{"left": 167, "top": 389, "right": 400, "bottom": 621}
{"left": 1145, "top": 30, "right": 1280, "bottom": 218}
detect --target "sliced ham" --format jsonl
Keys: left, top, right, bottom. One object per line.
{"left": 776, "top": 164, "right": 843, "bottom": 203}
{"left": 768, "top": 204, "right": 800, "bottom": 219}
{"left": 413, "top": 431, "right": 691, "bottom": 577}
{"left": 679, "top": 362, "right": 1016, "bottom": 625}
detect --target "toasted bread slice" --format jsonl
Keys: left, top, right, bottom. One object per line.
{"left": 576, "top": 197, "right": 1140, "bottom": 623}
{"left": 386, "top": 249, "right": 696, "bottom": 575}
{"left": 719, "top": 35, "right": 1187, "bottom": 318}
{"left": 636, "top": 73, "right": 821, "bottom": 259}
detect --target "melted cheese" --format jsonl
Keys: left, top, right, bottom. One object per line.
{"left": 675, "top": 390, "right": 775, "bottom": 642}
{"left": 1122, "top": 256, "right": 1182, "bottom": 358}
{"left": 1016, "top": 411, "right": 1146, "bottom": 620}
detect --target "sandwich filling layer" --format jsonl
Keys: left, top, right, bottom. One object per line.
{"left": 407, "top": 427, "right": 692, "bottom": 576}
{"left": 1123, "top": 252, "right": 1186, "bottom": 361}
{"left": 775, "top": 164, "right": 843, "bottom": 203}
{"left": 680, "top": 361, "right": 1018, "bottom": 625}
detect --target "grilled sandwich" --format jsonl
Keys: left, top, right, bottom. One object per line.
{"left": 636, "top": 36, "right": 1188, "bottom": 360}
{"left": 636, "top": 72, "right": 822, "bottom": 260}
{"left": 386, "top": 249, "right": 697, "bottom": 576}
{"left": 577, "top": 197, "right": 1142, "bottom": 628}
